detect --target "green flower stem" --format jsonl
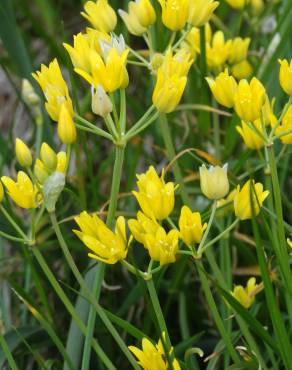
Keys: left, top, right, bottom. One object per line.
{"left": 128, "top": 46, "right": 149, "bottom": 66}
{"left": 196, "top": 261, "right": 240, "bottom": 364}
{"left": 212, "top": 100, "right": 221, "bottom": 160}
{"left": 0, "top": 230, "right": 27, "bottom": 242}
{"left": 0, "top": 332, "right": 19, "bottom": 370}
{"left": 35, "top": 117, "right": 43, "bottom": 157}
{"left": 32, "top": 247, "right": 116, "bottom": 370}
{"left": 82, "top": 145, "right": 125, "bottom": 369}
{"left": 196, "top": 201, "right": 217, "bottom": 256}
{"left": 159, "top": 114, "right": 191, "bottom": 205}
{"left": 146, "top": 277, "right": 174, "bottom": 370}
{"left": 126, "top": 111, "right": 159, "bottom": 141}
{"left": 205, "top": 249, "right": 266, "bottom": 368}
{"left": 0, "top": 205, "right": 28, "bottom": 241}
{"left": 50, "top": 211, "right": 139, "bottom": 370}
{"left": 75, "top": 115, "right": 113, "bottom": 140}
{"left": 104, "top": 114, "right": 119, "bottom": 140}
{"left": 65, "top": 144, "right": 72, "bottom": 174}
{"left": 199, "top": 218, "right": 239, "bottom": 255}
{"left": 267, "top": 145, "right": 292, "bottom": 294}
{"left": 251, "top": 215, "right": 292, "bottom": 369}
{"left": 120, "top": 89, "right": 127, "bottom": 135}
{"left": 124, "top": 105, "right": 155, "bottom": 140}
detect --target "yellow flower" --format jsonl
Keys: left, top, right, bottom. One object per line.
{"left": 287, "top": 238, "right": 292, "bottom": 248}
{"left": 233, "top": 179, "right": 269, "bottom": 220}
{"left": 129, "top": 336, "right": 181, "bottom": 370}
{"left": 153, "top": 71, "right": 187, "bottom": 113}
{"left": 133, "top": 166, "right": 176, "bottom": 220}
{"left": 279, "top": 59, "right": 292, "bottom": 96}
{"left": 118, "top": 0, "right": 156, "bottom": 36}
{"left": 58, "top": 104, "right": 77, "bottom": 144}
{"left": 181, "top": 23, "right": 212, "bottom": 59}
{"left": 81, "top": 0, "right": 117, "bottom": 33}
{"left": 206, "top": 69, "right": 238, "bottom": 108}
{"left": 32, "top": 59, "right": 74, "bottom": 122}
{"left": 232, "top": 277, "right": 259, "bottom": 309}
{"left": 275, "top": 105, "right": 292, "bottom": 144}
{"left": 34, "top": 144, "right": 67, "bottom": 184}
{"left": 234, "top": 77, "right": 266, "bottom": 122}
{"left": 178, "top": 206, "right": 207, "bottom": 245}
{"left": 188, "top": 0, "right": 219, "bottom": 27}
{"left": 228, "top": 37, "right": 250, "bottom": 65}
{"left": 128, "top": 211, "right": 160, "bottom": 245}
{"left": 250, "top": 0, "right": 264, "bottom": 15}
{"left": 236, "top": 120, "right": 265, "bottom": 150}
{"left": 206, "top": 31, "right": 232, "bottom": 70}
{"left": 1, "top": 171, "right": 41, "bottom": 209}
{"left": 73, "top": 212, "right": 130, "bottom": 264}
{"left": 231, "top": 60, "right": 253, "bottom": 80}
{"left": 63, "top": 32, "right": 109, "bottom": 72}
{"left": 144, "top": 226, "right": 179, "bottom": 265}
{"left": 158, "top": 0, "right": 189, "bottom": 31}
{"left": 199, "top": 164, "right": 229, "bottom": 200}
{"left": 75, "top": 35, "right": 129, "bottom": 92}
{"left": 0, "top": 181, "right": 4, "bottom": 202}
{"left": 15, "top": 138, "right": 32, "bottom": 167}
{"left": 225, "top": 0, "right": 250, "bottom": 9}
{"left": 160, "top": 49, "right": 193, "bottom": 78}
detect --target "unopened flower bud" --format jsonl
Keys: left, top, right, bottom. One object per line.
{"left": 34, "top": 159, "right": 49, "bottom": 184}
{"left": 91, "top": 86, "right": 113, "bottom": 117}
{"left": 40, "top": 143, "right": 57, "bottom": 171}
{"left": 22, "top": 79, "right": 40, "bottom": 106}
{"left": 200, "top": 164, "right": 229, "bottom": 200}
{"left": 15, "top": 138, "right": 32, "bottom": 167}
{"left": 58, "top": 104, "right": 77, "bottom": 144}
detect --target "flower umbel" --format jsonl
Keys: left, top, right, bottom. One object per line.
{"left": 133, "top": 166, "right": 176, "bottom": 220}
{"left": 73, "top": 212, "right": 131, "bottom": 264}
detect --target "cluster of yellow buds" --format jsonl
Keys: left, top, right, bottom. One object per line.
{"left": 231, "top": 277, "right": 259, "bottom": 309}
{"left": 0, "top": 139, "right": 68, "bottom": 210}
{"left": 129, "top": 334, "right": 181, "bottom": 370}
{"left": 34, "top": 143, "right": 67, "bottom": 185}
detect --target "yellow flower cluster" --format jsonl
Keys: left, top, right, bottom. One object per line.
{"left": 207, "top": 58, "right": 292, "bottom": 148}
